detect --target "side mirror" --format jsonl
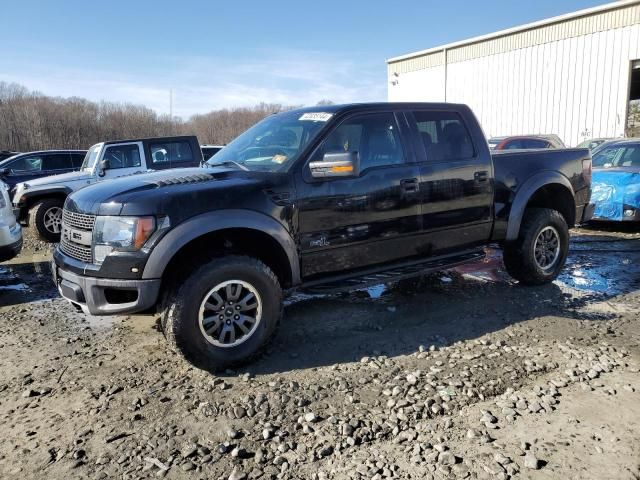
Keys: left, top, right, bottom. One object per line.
{"left": 98, "top": 159, "right": 110, "bottom": 177}
{"left": 309, "top": 151, "right": 359, "bottom": 179}
{"left": 0, "top": 168, "right": 9, "bottom": 176}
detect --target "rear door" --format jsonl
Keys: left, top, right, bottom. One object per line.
{"left": 406, "top": 109, "right": 493, "bottom": 254}
{"left": 295, "top": 110, "right": 422, "bottom": 279}
{"left": 41, "top": 153, "right": 75, "bottom": 176}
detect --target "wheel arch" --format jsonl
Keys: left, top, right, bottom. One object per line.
{"left": 23, "top": 188, "right": 70, "bottom": 209}
{"left": 142, "top": 210, "right": 300, "bottom": 288}
{"left": 506, "top": 172, "right": 575, "bottom": 241}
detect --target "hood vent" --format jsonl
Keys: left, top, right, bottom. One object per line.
{"left": 152, "top": 173, "right": 214, "bottom": 187}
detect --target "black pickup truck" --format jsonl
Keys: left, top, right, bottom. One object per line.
{"left": 52, "top": 103, "right": 594, "bottom": 371}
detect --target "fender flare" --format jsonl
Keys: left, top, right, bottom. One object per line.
{"left": 20, "top": 186, "right": 72, "bottom": 204}
{"left": 142, "top": 209, "right": 300, "bottom": 284}
{"left": 506, "top": 171, "right": 575, "bottom": 241}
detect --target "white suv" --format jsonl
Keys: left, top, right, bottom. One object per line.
{"left": 0, "top": 180, "right": 22, "bottom": 262}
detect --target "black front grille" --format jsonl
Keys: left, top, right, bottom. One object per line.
{"left": 60, "top": 208, "right": 94, "bottom": 263}
{"left": 62, "top": 210, "right": 95, "bottom": 230}
{"left": 60, "top": 237, "right": 93, "bottom": 263}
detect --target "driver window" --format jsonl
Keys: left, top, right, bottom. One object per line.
{"left": 103, "top": 144, "right": 141, "bottom": 169}
{"left": 312, "top": 112, "right": 405, "bottom": 170}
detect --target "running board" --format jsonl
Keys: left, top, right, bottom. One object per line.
{"left": 301, "top": 250, "right": 485, "bottom": 295}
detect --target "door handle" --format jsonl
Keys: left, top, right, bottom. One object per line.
{"left": 400, "top": 178, "right": 418, "bottom": 193}
{"left": 474, "top": 171, "right": 489, "bottom": 182}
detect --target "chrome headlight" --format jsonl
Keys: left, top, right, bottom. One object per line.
{"left": 92, "top": 216, "right": 156, "bottom": 264}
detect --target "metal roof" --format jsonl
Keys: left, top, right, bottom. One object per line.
{"left": 388, "top": 0, "right": 640, "bottom": 67}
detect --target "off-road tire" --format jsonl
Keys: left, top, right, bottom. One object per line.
{"left": 31, "top": 198, "right": 64, "bottom": 242}
{"left": 503, "top": 208, "right": 569, "bottom": 285}
{"left": 161, "top": 255, "right": 282, "bottom": 371}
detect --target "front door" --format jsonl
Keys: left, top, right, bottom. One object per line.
{"left": 295, "top": 111, "right": 422, "bottom": 279}
{"left": 405, "top": 109, "right": 494, "bottom": 255}
{"left": 101, "top": 142, "right": 144, "bottom": 180}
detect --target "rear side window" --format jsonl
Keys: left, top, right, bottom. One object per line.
{"left": 9, "top": 156, "right": 42, "bottom": 173}
{"left": 522, "top": 139, "right": 549, "bottom": 149}
{"left": 411, "top": 111, "right": 475, "bottom": 161}
{"left": 201, "top": 147, "right": 222, "bottom": 161}
{"left": 42, "top": 153, "right": 72, "bottom": 170}
{"left": 103, "top": 144, "right": 141, "bottom": 169}
{"left": 149, "top": 141, "right": 194, "bottom": 165}
{"left": 70, "top": 153, "right": 86, "bottom": 167}
{"left": 503, "top": 140, "right": 522, "bottom": 150}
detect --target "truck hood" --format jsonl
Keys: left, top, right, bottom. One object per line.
{"left": 20, "top": 170, "right": 93, "bottom": 188}
{"left": 64, "top": 167, "right": 288, "bottom": 223}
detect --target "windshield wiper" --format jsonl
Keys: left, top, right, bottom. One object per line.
{"left": 206, "top": 160, "right": 249, "bottom": 171}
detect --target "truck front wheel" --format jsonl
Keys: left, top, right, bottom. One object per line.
{"left": 31, "top": 198, "right": 65, "bottom": 242}
{"left": 161, "top": 255, "right": 282, "bottom": 371}
{"left": 503, "top": 208, "right": 569, "bottom": 285}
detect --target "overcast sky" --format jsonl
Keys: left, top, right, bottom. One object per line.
{"left": 0, "top": 0, "right": 607, "bottom": 118}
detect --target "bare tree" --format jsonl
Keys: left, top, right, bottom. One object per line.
{"left": 0, "top": 82, "right": 298, "bottom": 152}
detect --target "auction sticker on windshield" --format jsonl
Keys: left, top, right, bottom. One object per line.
{"left": 299, "top": 112, "right": 332, "bottom": 122}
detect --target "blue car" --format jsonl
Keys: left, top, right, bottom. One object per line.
{"left": 590, "top": 139, "right": 640, "bottom": 221}
{"left": 0, "top": 150, "right": 86, "bottom": 196}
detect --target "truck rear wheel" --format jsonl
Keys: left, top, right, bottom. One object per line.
{"left": 31, "top": 198, "right": 64, "bottom": 242}
{"left": 503, "top": 208, "right": 569, "bottom": 285}
{"left": 161, "top": 255, "right": 282, "bottom": 371}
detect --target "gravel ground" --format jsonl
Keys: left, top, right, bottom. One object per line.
{"left": 0, "top": 226, "right": 639, "bottom": 480}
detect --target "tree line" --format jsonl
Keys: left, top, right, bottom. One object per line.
{"left": 0, "top": 81, "right": 297, "bottom": 152}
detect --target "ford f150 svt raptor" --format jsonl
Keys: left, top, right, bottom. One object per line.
{"left": 52, "top": 103, "right": 594, "bottom": 371}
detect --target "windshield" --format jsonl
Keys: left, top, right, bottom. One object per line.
{"left": 81, "top": 144, "right": 102, "bottom": 171}
{"left": 206, "top": 110, "right": 332, "bottom": 171}
{"left": 592, "top": 144, "right": 640, "bottom": 168}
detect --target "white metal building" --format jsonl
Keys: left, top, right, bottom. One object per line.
{"left": 387, "top": 1, "right": 640, "bottom": 146}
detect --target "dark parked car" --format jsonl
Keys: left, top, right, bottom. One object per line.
{"left": 0, "top": 150, "right": 85, "bottom": 195}
{"left": 0, "top": 151, "right": 20, "bottom": 162}
{"left": 52, "top": 103, "right": 593, "bottom": 371}
{"left": 489, "top": 135, "right": 565, "bottom": 150}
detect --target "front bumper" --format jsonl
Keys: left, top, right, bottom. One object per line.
{"left": 51, "top": 259, "right": 161, "bottom": 315}
{"left": 592, "top": 203, "right": 640, "bottom": 222}
{"left": 0, "top": 223, "right": 23, "bottom": 262}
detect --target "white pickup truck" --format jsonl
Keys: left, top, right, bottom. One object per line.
{"left": 13, "top": 135, "right": 202, "bottom": 241}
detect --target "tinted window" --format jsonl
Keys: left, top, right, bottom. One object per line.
{"left": 503, "top": 140, "right": 523, "bottom": 150}
{"left": 150, "top": 141, "right": 194, "bottom": 165}
{"left": 315, "top": 112, "right": 405, "bottom": 170}
{"left": 103, "top": 144, "right": 141, "bottom": 169}
{"left": 42, "top": 153, "right": 72, "bottom": 170}
{"left": 70, "top": 153, "right": 86, "bottom": 167}
{"left": 9, "top": 156, "right": 42, "bottom": 173}
{"left": 592, "top": 145, "right": 640, "bottom": 167}
{"left": 201, "top": 147, "right": 222, "bottom": 161}
{"left": 412, "top": 111, "right": 474, "bottom": 161}
{"left": 522, "top": 139, "right": 549, "bottom": 149}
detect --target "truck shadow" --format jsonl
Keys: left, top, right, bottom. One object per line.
{"left": 247, "top": 240, "right": 640, "bottom": 375}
